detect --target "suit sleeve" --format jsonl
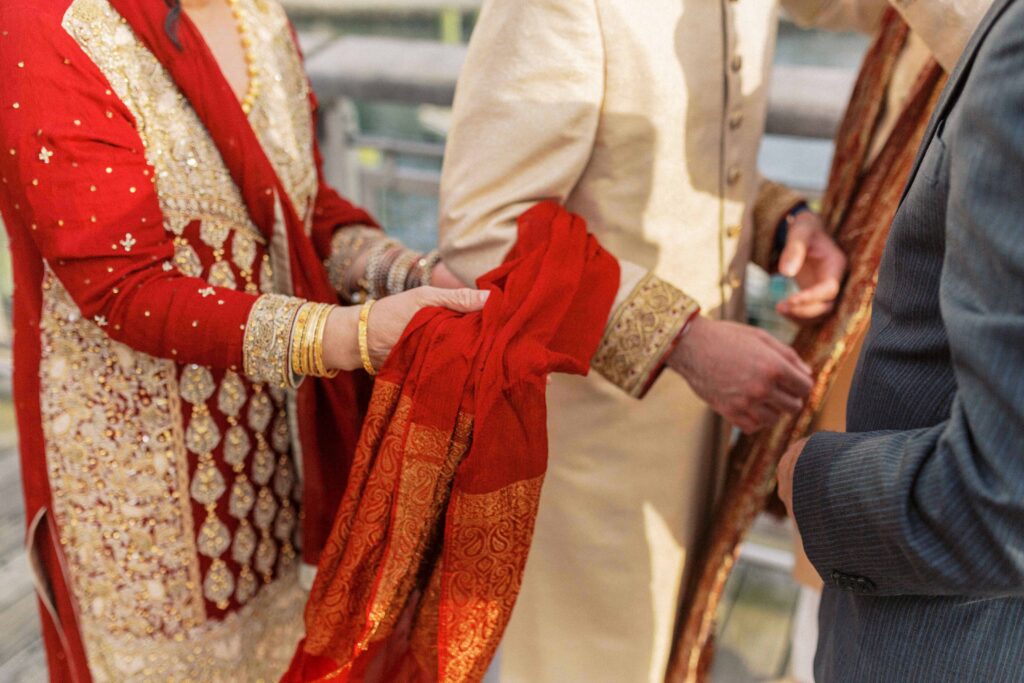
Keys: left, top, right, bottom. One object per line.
{"left": 792, "top": 8, "right": 1024, "bottom": 598}
{"left": 438, "top": 0, "right": 698, "bottom": 398}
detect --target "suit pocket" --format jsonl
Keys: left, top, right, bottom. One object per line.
{"left": 919, "top": 123, "right": 949, "bottom": 187}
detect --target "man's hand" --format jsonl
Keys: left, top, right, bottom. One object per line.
{"left": 668, "top": 318, "right": 813, "bottom": 434}
{"left": 776, "top": 211, "right": 847, "bottom": 324}
{"left": 777, "top": 436, "right": 809, "bottom": 519}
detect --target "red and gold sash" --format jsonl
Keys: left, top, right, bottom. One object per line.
{"left": 284, "top": 202, "right": 619, "bottom": 682}
{"left": 665, "top": 11, "right": 947, "bottom": 682}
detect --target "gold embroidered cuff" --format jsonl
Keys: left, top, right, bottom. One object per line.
{"left": 243, "top": 294, "right": 305, "bottom": 389}
{"left": 591, "top": 274, "right": 700, "bottom": 399}
{"left": 752, "top": 180, "right": 807, "bottom": 272}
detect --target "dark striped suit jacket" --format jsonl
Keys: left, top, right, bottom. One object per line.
{"left": 792, "top": 0, "right": 1024, "bottom": 680}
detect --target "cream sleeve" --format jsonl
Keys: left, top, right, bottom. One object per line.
{"left": 438, "top": 0, "right": 697, "bottom": 398}
{"left": 782, "top": 0, "right": 991, "bottom": 71}
{"left": 781, "top": 0, "right": 890, "bottom": 33}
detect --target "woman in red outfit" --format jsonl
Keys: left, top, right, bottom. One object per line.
{"left": 0, "top": 0, "right": 481, "bottom": 679}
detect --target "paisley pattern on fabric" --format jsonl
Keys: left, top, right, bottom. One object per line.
{"left": 287, "top": 202, "right": 620, "bottom": 683}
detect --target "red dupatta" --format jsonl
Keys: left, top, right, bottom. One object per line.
{"left": 284, "top": 202, "right": 620, "bottom": 682}
{"left": 107, "top": 0, "right": 373, "bottom": 566}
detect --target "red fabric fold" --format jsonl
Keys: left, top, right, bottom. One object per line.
{"left": 284, "top": 201, "right": 620, "bottom": 682}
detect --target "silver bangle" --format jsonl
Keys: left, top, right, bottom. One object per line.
{"left": 364, "top": 240, "right": 399, "bottom": 300}
{"left": 387, "top": 250, "right": 420, "bottom": 296}
{"left": 417, "top": 250, "right": 443, "bottom": 288}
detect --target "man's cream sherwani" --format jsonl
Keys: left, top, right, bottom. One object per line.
{"left": 439, "top": 1, "right": 992, "bottom": 681}
{"left": 438, "top": 2, "right": 800, "bottom": 682}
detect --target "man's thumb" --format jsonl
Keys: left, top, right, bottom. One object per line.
{"left": 778, "top": 226, "right": 809, "bottom": 278}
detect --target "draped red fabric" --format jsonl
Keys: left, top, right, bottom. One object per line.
{"left": 107, "top": 0, "right": 376, "bottom": 567}
{"left": 283, "top": 202, "right": 620, "bottom": 683}
{"left": 1, "top": 2, "right": 375, "bottom": 679}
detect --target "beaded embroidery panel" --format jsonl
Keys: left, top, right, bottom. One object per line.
{"left": 48, "top": 0, "right": 311, "bottom": 677}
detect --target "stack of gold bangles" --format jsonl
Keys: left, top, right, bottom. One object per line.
{"left": 289, "top": 302, "right": 340, "bottom": 382}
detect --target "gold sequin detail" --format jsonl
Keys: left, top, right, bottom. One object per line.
{"left": 57, "top": 0, "right": 310, "bottom": 674}
{"left": 243, "top": 294, "right": 303, "bottom": 388}
{"left": 38, "top": 271, "right": 206, "bottom": 640}
{"left": 242, "top": 0, "right": 318, "bottom": 221}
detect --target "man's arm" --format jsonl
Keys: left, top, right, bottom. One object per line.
{"left": 790, "top": 5, "right": 1024, "bottom": 597}
{"left": 783, "top": 0, "right": 991, "bottom": 70}
{"left": 751, "top": 180, "right": 848, "bottom": 323}
{"left": 439, "top": 0, "right": 813, "bottom": 419}
{"left": 438, "top": 0, "right": 697, "bottom": 398}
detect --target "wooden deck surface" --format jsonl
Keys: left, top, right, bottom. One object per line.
{"left": 0, "top": 446, "right": 47, "bottom": 683}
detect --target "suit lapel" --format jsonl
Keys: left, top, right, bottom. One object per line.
{"left": 899, "top": 0, "right": 1017, "bottom": 204}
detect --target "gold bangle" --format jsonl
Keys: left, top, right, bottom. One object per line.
{"left": 288, "top": 303, "right": 315, "bottom": 381}
{"left": 288, "top": 302, "right": 341, "bottom": 380}
{"left": 358, "top": 299, "right": 377, "bottom": 376}
{"left": 313, "top": 303, "right": 338, "bottom": 378}
{"left": 306, "top": 304, "right": 324, "bottom": 376}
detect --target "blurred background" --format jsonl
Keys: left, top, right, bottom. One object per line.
{"left": 0, "top": 2, "right": 870, "bottom": 680}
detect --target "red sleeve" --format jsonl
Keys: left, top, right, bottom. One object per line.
{"left": 0, "top": 6, "right": 256, "bottom": 371}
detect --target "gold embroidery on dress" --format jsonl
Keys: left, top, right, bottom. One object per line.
{"left": 62, "top": 0, "right": 266, "bottom": 247}
{"left": 243, "top": 0, "right": 319, "bottom": 222}
{"left": 58, "top": 0, "right": 309, "bottom": 676}
{"left": 39, "top": 271, "right": 206, "bottom": 641}
{"left": 179, "top": 364, "right": 234, "bottom": 609}
{"left": 81, "top": 568, "right": 306, "bottom": 682}
{"left": 243, "top": 294, "right": 304, "bottom": 388}
{"left": 591, "top": 274, "right": 699, "bottom": 398}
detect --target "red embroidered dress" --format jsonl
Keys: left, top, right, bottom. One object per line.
{"left": 0, "top": 0, "right": 380, "bottom": 679}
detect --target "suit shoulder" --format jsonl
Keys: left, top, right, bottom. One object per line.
{"left": 987, "top": 0, "right": 1024, "bottom": 50}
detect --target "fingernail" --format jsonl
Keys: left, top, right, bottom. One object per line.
{"left": 479, "top": 290, "right": 491, "bottom": 302}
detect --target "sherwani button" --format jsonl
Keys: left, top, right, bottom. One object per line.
{"left": 727, "top": 166, "right": 742, "bottom": 185}
{"left": 731, "top": 55, "right": 743, "bottom": 72}
{"left": 729, "top": 111, "right": 744, "bottom": 130}
{"left": 726, "top": 224, "right": 741, "bottom": 239}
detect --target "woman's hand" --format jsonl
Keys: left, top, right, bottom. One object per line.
{"left": 322, "top": 287, "right": 489, "bottom": 372}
